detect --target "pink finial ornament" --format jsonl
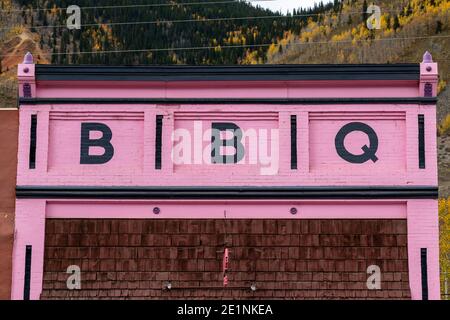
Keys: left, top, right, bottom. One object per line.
{"left": 422, "top": 51, "right": 433, "bottom": 63}
{"left": 23, "top": 52, "right": 33, "bottom": 64}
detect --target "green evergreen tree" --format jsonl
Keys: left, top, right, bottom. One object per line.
{"left": 17, "top": 0, "right": 337, "bottom": 65}
{"left": 51, "top": 46, "right": 57, "bottom": 64}
{"left": 393, "top": 15, "right": 400, "bottom": 30}
{"left": 362, "top": 0, "right": 368, "bottom": 24}
{"left": 436, "top": 20, "right": 443, "bottom": 34}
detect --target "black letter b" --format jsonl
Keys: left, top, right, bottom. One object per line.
{"left": 80, "top": 123, "right": 114, "bottom": 164}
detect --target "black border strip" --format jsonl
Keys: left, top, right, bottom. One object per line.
{"left": 291, "top": 115, "right": 297, "bottom": 170}
{"left": 29, "top": 115, "right": 37, "bottom": 169}
{"left": 421, "top": 248, "right": 428, "bottom": 300}
{"left": 15, "top": 186, "right": 438, "bottom": 199}
{"left": 418, "top": 114, "right": 425, "bottom": 169}
{"left": 19, "top": 97, "right": 437, "bottom": 105}
{"left": 23, "top": 245, "right": 32, "bottom": 300}
{"left": 35, "top": 64, "right": 420, "bottom": 81}
{"left": 155, "top": 115, "right": 163, "bottom": 170}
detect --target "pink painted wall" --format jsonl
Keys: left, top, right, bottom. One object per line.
{"left": 309, "top": 112, "right": 406, "bottom": 172}
{"left": 16, "top": 104, "right": 437, "bottom": 186}
{"left": 12, "top": 59, "right": 440, "bottom": 300}
{"left": 406, "top": 199, "right": 440, "bottom": 300}
{"left": 48, "top": 112, "right": 145, "bottom": 174}
{"left": 10, "top": 199, "right": 45, "bottom": 301}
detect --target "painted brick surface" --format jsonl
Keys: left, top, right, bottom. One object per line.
{"left": 16, "top": 105, "right": 437, "bottom": 186}
{"left": 12, "top": 60, "right": 440, "bottom": 300}
{"left": 41, "top": 219, "right": 410, "bottom": 300}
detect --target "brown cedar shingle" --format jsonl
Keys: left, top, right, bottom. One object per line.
{"left": 42, "top": 219, "right": 410, "bottom": 300}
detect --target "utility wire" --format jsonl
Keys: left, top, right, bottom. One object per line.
{"left": 0, "top": 9, "right": 412, "bottom": 31}
{"left": 0, "top": 0, "right": 277, "bottom": 13}
{"left": 0, "top": 13, "right": 330, "bottom": 31}
{"left": 1, "top": 34, "right": 449, "bottom": 58}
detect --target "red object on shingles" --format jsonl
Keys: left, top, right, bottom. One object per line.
{"left": 223, "top": 248, "right": 229, "bottom": 287}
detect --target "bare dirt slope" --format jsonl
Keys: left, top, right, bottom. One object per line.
{"left": 438, "top": 87, "right": 450, "bottom": 198}
{"left": 439, "top": 135, "right": 450, "bottom": 197}
{"left": 0, "top": 30, "right": 49, "bottom": 108}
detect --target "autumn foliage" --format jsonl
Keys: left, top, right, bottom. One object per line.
{"left": 438, "top": 115, "right": 450, "bottom": 137}
{"left": 267, "top": 0, "right": 449, "bottom": 87}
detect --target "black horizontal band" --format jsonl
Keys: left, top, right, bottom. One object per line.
{"left": 16, "top": 186, "right": 438, "bottom": 199}
{"left": 35, "top": 64, "right": 420, "bottom": 81}
{"left": 19, "top": 97, "right": 437, "bottom": 105}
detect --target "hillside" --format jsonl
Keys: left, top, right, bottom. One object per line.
{"left": 0, "top": 0, "right": 336, "bottom": 104}
{"left": 11, "top": 0, "right": 336, "bottom": 65}
{"left": 267, "top": 0, "right": 449, "bottom": 82}
{"left": 1, "top": 1, "right": 448, "bottom": 96}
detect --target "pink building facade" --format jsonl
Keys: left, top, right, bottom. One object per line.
{"left": 11, "top": 53, "right": 440, "bottom": 299}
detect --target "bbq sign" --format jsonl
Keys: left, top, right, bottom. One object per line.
{"left": 45, "top": 109, "right": 405, "bottom": 178}
{"left": 78, "top": 120, "right": 381, "bottom": 169}
{"left": 44, "top": 109, "right": 408, "bottom": 178}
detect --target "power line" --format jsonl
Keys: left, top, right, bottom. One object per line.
{"left": 0, "top": 13, "right": 324, "bottom": 31}
{"left": 1, "top": 34, "right": 448, "bottom": 58}
{"left": 0, "top": 9, "right": 409, "bottom": 31}
{"left": 0, "top": 0, "right": 277, "bottom": 13}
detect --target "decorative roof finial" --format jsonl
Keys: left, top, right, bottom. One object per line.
{"left": 422, "top": 51, "right": 433, "bottom": 63}
{"left": 23, "top": 52, "right": 33, "bottom": 64}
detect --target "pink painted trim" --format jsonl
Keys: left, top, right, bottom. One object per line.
{"left": 18, "top": 63, "right": 35, "bottom": 79}
{"left": 406, "top": 200, "right": 440, "bottom": 300}
{"left": 35, "top": 80, "right": 420, "bottom": 99}
{"left": 420, "top": 61, "right": 438, "bottom": 97}
{"left": 11, "top": 199, "right": 46, "bottom": 300}
{"left": 45, "top": 199, "right": 407, "bottom": 219}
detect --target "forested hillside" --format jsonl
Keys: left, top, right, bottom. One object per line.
{"left": 0, "top": 0, "right": 338, "bottom": 105}
{"left": 267, "top": 0, "right": 448, "bottom": 83}
{"left": 2, "top": 1, "right": 447, "bottom": 80}
{"left": 9, "top": 0, "right": 336, "bottom": 65}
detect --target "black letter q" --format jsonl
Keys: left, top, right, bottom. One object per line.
{"left": 335, "top": 122, "right": 378, "bottom": 164}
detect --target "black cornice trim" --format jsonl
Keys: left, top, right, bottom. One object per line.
{"left": 16, "top": 186, "right": 438, "bottom": 199}
{"left": 18, "top": 97, "right": 437, "bottom": 105}
{"left": 35, "top": 64, "right": 420, "bottom": 81}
